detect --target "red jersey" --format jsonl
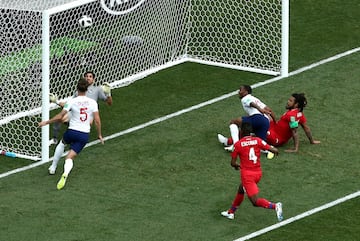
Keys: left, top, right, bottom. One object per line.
{"left": 231, "top": 136, "right": 271, "bottom": 172}
{"left": 267, "top": 108, "right": 307, "bottom": 145}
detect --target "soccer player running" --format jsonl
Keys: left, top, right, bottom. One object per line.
{"left": 49, "top": 70, "right": 112, "bottom": 145}
{"left": 218, "top": 85, "right": 272, "bottom": 151}
{"left": 221, "top": 122, "right": 283, "bottom": 221}
{"left": 266, "top": 93, "right": 320, "bottom": 152}
{"left": 39, "top": 77, "right": 104, "bottom": 190}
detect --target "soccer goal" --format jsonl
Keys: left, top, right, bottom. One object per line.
{"left": 0, "top": 0, "right": 289, "bottom": 161}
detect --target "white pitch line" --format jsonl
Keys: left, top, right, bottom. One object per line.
{"left": 0, "top": 47, "right": 359, "bottom": 181}
{"left": 234, "top": 191, "right": 360, "bottom": 241}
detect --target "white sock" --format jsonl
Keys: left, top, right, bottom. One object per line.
{"left": 51, "top": 141, "right": 65, "bottom": 169}
{"left": 63, "top": 158, "right": 73, "bottom": 176}
{"left": 229, "top": 124, "right": 239, "bottom": 144}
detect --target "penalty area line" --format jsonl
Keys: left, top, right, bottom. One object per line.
{"left": 233, "top": 191, "right": 360, "bottom": 241}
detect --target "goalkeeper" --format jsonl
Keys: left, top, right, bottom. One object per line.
{"left": 49, "top": 71, "right": 112, "bottom": 145}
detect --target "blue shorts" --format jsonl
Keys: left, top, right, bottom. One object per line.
{"left": 62, "top": 129, "right": 89, "bottom": 154}
{"left": 242, "top": 114, "right": 269, "bottom": 140}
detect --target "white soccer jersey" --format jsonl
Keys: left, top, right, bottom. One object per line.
{"left": 63, "top": 95, "right": 99, "bottom": 133}
{"left": 241, "top": 94, "right": 267, "bottom": 116}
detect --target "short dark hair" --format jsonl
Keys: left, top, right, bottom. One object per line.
{"left": 84, "top": 70, "right": 95, "bottom": 79}
{"left": 242, "top": 85, "right": 252, "bottom": 94}
{"left": 241, "top": 122, "right": 253, "bottom": 137}
{"left": 292, "top": 93, "right": 307, "bottom": 112}
{"left": 77, "top": 77, "right": 88, "bottom": 92}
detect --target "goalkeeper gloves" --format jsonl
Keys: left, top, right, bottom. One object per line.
{"left": 49, "top": 93, "right": 59, "bottom": 105}
{"left": 101, "top": 82, "right": 111, "bottom": 96}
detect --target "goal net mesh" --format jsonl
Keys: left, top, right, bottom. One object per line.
{"left": 0, "top": 0, "right": 283, "bottom": 160}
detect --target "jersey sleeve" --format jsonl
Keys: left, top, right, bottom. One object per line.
{"left": 93, "top": 99, "right": 99, "bottom": 112}
{"left": 241, "top": 95, "right": 252, "bottom": 107}
{"left": 298, "top": 112, "right": 307, "bottom": 125}
{"left": 231, "top": 142, "right": 240, "bottom": 158}
{"left": 259, "top": 138, "right": 271, "bottom": 150}
{"left": 97, "top": 86, "right": 108, "bottom": 101}
{"left": 63, "top": 99, "right": 73, "bottom": 112}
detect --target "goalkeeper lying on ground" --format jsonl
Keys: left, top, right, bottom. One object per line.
{"left": 49, "top": 70, "right": 113, "bottom": 145}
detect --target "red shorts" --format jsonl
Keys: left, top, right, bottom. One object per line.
{"left": 266, "top": 121, "right": 288, "bottom": 146}
{"left": 266, "top": 130, "right": 287, "bottom": 146}
{"left": 241, "top": 170, "right": 262, "bottom": 197}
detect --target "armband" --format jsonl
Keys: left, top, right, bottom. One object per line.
{"left": 289, "top": 116, "right": 299, "bottom": 128}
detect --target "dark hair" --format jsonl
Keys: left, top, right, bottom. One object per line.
{"left": 241, "top": 122, "right": 253, "bottom": 137}
{"left": 77, "top": 77, "right": 88, "bottom": 92}
{"left": 84, "top": 70, "right": 95, "bottom": 79}
{"left": 242, "top": 85, "right": 252, "bottom": 94}
{"left": 292, "top": 93, "right": 307, "bottom": 112}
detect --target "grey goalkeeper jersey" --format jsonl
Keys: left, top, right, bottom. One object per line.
{"left": 74, "top": 84, "right": 107, "bottom": 102}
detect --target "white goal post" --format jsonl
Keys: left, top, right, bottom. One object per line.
{"left": 0, "top": 0, "right": 289, "bottom": 161}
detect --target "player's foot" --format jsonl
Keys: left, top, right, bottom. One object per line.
{"left": 48, "top": 165, "right": 56, "bottom": 175}
{"left": 57, "top": 174, "right": 67, "bottom": 190}
{"left": 224, "top": 145, "right": 234, "bottom": 152}
{"left": 49, "top": 138, "right": 58, "bottom": 146}
{"left": 275, "top": 202, "right": 283, "bottom": 221}
{"left": 217, "top": 134, "right": 228, "bottom": 145}
{"left": 221, "top": 210, "right": 234, "bottom": 220}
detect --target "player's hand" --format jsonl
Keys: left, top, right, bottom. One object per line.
{"left": 49, "top": 93, "right": 58, "bottom": 103}
{"left": 231, "top": 163, "right": 239, "bottom": 170}
{"left": 101, "top": 82, "right": 111, "bottom": 96}
{"left": 98, "top": 135, "right": 104, "bottom": 144}
{"left": 285, "top": 148, "right": 298, "bottom": 153}
{"left": 38, "top": 121, "right": 48, "bottom": 127}
{"left": 261, "top": 107, "right": 272, "bottom": 116}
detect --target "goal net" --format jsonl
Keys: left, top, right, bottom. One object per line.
{"left": 0, "top": 0, "right": 288, "bottom": 161}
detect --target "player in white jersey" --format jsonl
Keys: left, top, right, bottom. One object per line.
{"left": 49, "top": 71, "right": 112, "bottom": 145}
{"left": 39, "top": 77, "right": 103, "bottom": 190}
{"left": 218, "top": 85, "right": 272, "bottom": 152}
{"left": 241, "top": 93, "right": 268, "bottom": 117}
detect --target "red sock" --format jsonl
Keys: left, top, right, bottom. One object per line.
{"left": 228, "top": 137, "right": 234, "bottom": 145}
{"left": 255, "top": 198, "right": 275, "bottom": 209}
{"left": 229, "top": 193, "right": 244, "bottom": 213}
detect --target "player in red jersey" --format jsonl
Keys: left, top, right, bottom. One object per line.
{"left": 267, "top": 93, "right": 320, "bottom": 152}
{"left": 221, "top": 122, "right": 283, "bottom": 221}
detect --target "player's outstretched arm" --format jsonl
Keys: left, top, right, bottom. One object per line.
{"left": 230, "top": 157, "right": 240, "bottom": 170}
{"left": 250, "top": 102, "right": 272, "bottom": 116}
{"left": 269, "top": 146, "right": 279, "bottom": 156}
{"left": 93, "top": 111, "right": 104, "bottom": 144}
{"left": 38, "top": 110, "right": 67, "bottom": 127}
{"left": 285, "top": 128, "right": 299, "bottom": 153}
{"left": 105, "top": 96, "right": 113, "bottom": 106}
{"left": 301, "top": 123, "right": 321, "bottom": 144}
